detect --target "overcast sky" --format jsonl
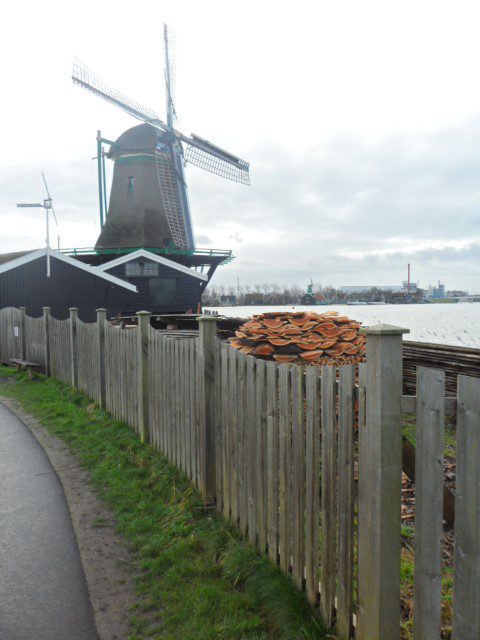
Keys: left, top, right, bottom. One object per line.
{"left": 2, "top": 0, "right": 480, "bottom": 292}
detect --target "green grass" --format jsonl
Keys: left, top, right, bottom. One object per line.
{"left": 403, "top": 414, "right": 456, "bottom": 459}
{"left": 0, "top": 366, "right": 326, "bottom": 640}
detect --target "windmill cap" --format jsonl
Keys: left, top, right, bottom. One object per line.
{"left": 108, "top": 123, "right": 163, "bottom": 160}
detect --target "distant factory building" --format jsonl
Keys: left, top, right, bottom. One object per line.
{"left": 429, "top": 281, "right": 446, "bottom": 299}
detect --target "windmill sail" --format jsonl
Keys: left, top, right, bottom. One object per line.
{"left": 72, "top": 59, "right": 166, "bottom": 129}
{"left": 154, "top": 131, "right": 189, "bottom": 249}
{"left": 184, "top": 134, "right": 250, "bottom": 185}
{"left": 163, "top": 25, "right": 178, "bottom": 124}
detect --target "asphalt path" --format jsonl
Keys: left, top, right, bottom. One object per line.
{"left": 0, "top": 401, "right": 98, "bottom": 640}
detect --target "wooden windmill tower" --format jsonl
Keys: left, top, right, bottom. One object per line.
{"left": 73, "top": 25, "right": 250, "bottom": 252}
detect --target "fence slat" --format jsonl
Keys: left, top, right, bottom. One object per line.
{"left": 305, "top": 366, "right": 320, "bottom": 604}
{"left": 246, "top": 356, "right": 257, "bottom": 545}
{"left": 278, "top": 364, "right": 292, "bottom": 574}
{"left": 256, "top": 359, "right": 267, "bottom": 553}
{"left": 291, "top": 364, "right": 305, "bottom": 588}
{"left": 413, "top": 366, "right": 445, "bottom": 640}
{"left": 267, "top": 361, "right": 279, "bottom": 563}
{"left": 237, "top": 352, "right": 248, "bottom": 535}
{"left": 221, "top": 343, "right": 230, "bottom": 518}
{"left": 229, "top": 347, "right": 239, "bottom": 523}
{"left": 453, "top": 374, "right": 480, "bottom": 639}
{"left": 214, "top": 338, "right": 223, "bottom": 509}
{"left": 320, "top": 364, "right": 337, "bottom": 626}
{"left": 337, "top": 365, "right": 356, "bottom": 638}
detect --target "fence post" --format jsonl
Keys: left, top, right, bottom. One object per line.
{"left": 19, "top": 307, "right": 26, "bottom": 360}
{"left": 69, "top": 307, "right": 79, "bottom": 388}
{"left": 137, "top": 310, "right": 151, "bottom": 444}
{"left": 357, "top": 323, "right": 409, "bottom": 640}
{"left": 42, "top": 307, "right": 51, "bottom": 376}
{"left": 198, "top": 316, "right": 217, "bottom": 504}
{"left": 96, "top": 308, "right": 107, "bottom": 409}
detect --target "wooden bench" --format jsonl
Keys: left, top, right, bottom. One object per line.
{"left": 10, "top": 358, "right": 43, "bottom": 379}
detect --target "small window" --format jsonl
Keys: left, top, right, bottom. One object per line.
{"left": 149, "top": 277, "right": 177, "bottom": 306}
{"left": 128, "top": 176, "right": 134, "bottom": 193}
{"left": 125, "top": 261, "right": 159, "bottom": 277}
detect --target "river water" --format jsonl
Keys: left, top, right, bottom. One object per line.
{"left": 205, "top": 303, "right": 480, "bottom": 349}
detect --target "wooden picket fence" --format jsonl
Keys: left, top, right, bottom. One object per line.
{"left": 0, "top": 305, "right": 479, "bottom": 639}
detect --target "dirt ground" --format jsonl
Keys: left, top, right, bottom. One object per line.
{"left": 1, "top": 396, "right": 137, "bottom": 640}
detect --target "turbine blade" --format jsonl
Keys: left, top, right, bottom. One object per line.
{"left": 182, "top": 133, "right": 250, "bottom": 185}
{"left": 42, "top": 172, "right": 52, "bottom": 200}
{"left": 72, "top": 59, "right": 168, "bottom": 131}
{"left": 41, "top": 172, "right": 58, "bottom": 225}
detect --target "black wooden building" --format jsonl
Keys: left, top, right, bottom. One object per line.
{"left": 0, "top": 249, "right": 137, "bottom": 321}
{"left": 96, "top": 249, "right": 208, "bottom": 315}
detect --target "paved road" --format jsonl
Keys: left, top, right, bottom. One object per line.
{"left": 0, "top": 401, "right": 98, "bottom": 640}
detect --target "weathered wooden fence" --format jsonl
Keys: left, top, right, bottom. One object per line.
{"left": 0, "top": 306, "right": 479, "bottom": 639}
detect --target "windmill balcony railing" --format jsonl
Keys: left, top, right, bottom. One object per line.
{"left": 61, "top": 246, "right": 234, "bottom": 263}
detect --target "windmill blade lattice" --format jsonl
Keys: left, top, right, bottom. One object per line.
{"left": 155, "top": 132, "right": 189, "bottom": 249}
{"left": 72, "top": 59, "right": 161, "bottom": 125}
{"left": 184, "top": 134, "right": 250, "bottom": 185}
{"left": 163, "top": 25, "right": 178, "bottom": 123}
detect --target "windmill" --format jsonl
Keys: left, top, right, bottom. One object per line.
{"left": 72, "top": 24, "right": 250, "bottom": 252}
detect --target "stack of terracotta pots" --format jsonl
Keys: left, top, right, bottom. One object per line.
{"left": 229, "top": 311, "right": 366, "bottom": 365}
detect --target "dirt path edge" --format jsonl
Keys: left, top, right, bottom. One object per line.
{"left": 1, "top": 396, "right": 137, "bottom": 640}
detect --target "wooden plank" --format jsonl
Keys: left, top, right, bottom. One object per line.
{"left": 229, "top": 347, "right": 239, "bottom": 523}
{"left": 413, "top": 367, "right": 444, "bottom": 640}
{"left": 163, "top": 336, "right": 168, "bottom": 458}
{"left": 246, "top": 356, "right": 256, "bottom": 545}
{"left": 337, "top": 365, "right": 356, "bottom": 638}
{"left": 320, "top": 364, "right": 337, "bottom": 626}
{"left": 221, "top": 343, "right": 230, "bottom": 518}
{"left": 357, "top": 325, "right": 406, "bottom": 640}
{"left": 214, "top": 338, "right": 223, "bottom": 509}
{"left": 185, "top": 339, "right": 192, "bottom": 479}
{"left": 278, "top": 364, "right": 292, "bottom": 575}
{"left": 167, "top": 338, "right": 173, "bottom": 462}
{"left": 453, "top": 374, "right": 480, "bottom": 639}
{"left": 291, "top": 364, "right": 305, "bottom": 589}
{"left": 267, "top": 361, "right": 279, "bottom": 563}
{"left": 255, "top": 359, "right": 267, "bottom": 553}
{"left": 237, "top": 352, "right": 248, "bottom": 535}
{"left": 305, "top": 366, "right": 320, "bottom": 604}
{"left": 189, "top": 338, "right": 196, "bottom": 481}
{"left": 357, "top": 362, "right": 367, "bottom": 635}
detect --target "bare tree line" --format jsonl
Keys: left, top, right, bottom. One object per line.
{"left": 202, "top": 282, "right": 337, "bottom": 306}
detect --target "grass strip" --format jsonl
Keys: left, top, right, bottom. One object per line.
{"left": 0, "top": 366, "right": 326, "bottom": 640}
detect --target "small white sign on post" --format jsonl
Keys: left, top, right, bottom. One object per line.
{"left": 14, "top": 326, "right": 19, "bottom": 337}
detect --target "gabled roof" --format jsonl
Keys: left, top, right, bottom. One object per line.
{"left": 0, "top": 249, "right": 138, "bottom": 293}
{"left": 0, "top": 250, "right": 32, "bottom": 266}
{"left": 97, "top": 249, "right": 209, "bottom": 282}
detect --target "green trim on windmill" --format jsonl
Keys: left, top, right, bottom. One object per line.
{"left": 113, "top": 154, "right": 157, "bottom": 164}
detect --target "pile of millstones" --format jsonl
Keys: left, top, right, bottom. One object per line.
{"left": 229, "top": 311, "right": 366, "bottom": 365}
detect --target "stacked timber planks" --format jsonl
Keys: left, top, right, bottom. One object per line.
{"left": 403, "top": 341, "right": 480, "bottom": 396}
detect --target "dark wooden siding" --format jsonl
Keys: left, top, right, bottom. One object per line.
{"left": 0, "top": 255, "right": 135, "bottom": 321}
{"left": 105, "top": 258, "right": 203, "bottom": 314}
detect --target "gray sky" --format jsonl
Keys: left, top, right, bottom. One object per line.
{"left": 2, "top": 0, "right": 480, "bottom": 292}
